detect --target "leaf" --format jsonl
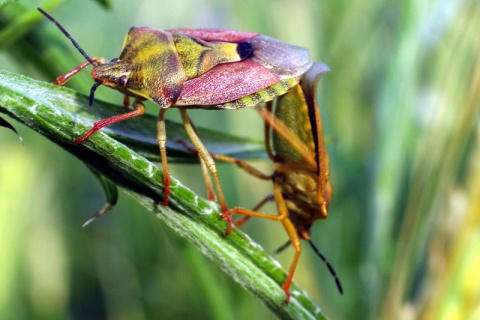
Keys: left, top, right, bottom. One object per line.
{"left": 81, "top": 165, "right": 119, "bottom": 227}
{"left": 0, "top": 116, "right": 22, "bottom": 142}
{"left": 0, "top": 0, "right": 16, "bottom": 11}
{"left": 91, "top": 0, "right": 111, "bottom": 9}
{"left": 0, "top": 2, "right": 56, "bottom": 51}
{"left": 0, "top": 70, "right": 328, "bottom": 319}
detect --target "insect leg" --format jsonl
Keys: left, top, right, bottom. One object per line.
{"left": 234, "top": 194, "right": 275, "bottom": 228}
{"left": 179, "top": 109, "right": 228, "bottom": 214}
{"left": 222, "top": 180, "right": 301, "bottom": 303}
{"left": 157, "top": 108, "right": 171, "bottom": 206}
{"left": 258, "top": 104, "right": 316, "bottom": 168}
{"left": 221, "top": 179, "right": 286, "bottom": 235}
{"left": 273, "top": 181, "right": 302, "bottom": 304}
{"left": 178, "top": 138, "right": 272, "bottom": 183}
{"left": 211, "top": 154, "right": 272, "bottom": 180}
{"left": 214, "top": 101, "right": 275, "bottom": 228}
{"left": 53, "top": 57, "right": 108, "bottom": 86}
{"left": 199, "top": 158, "right": 216, "bottom": 201}
{"left": 182, "top": 117, "right": 218, "bottom": 201}
{"left": 177, "top": 139, "right": 274, "bottom": 228}
{"left": 210, "top": 101, "right": 274, "bottom": 176}
{"left": 123, "top": 95, "right": 130, "bottom": 108}
{"left": 280, "top": 215, "right": 301, "bottom": 304}
{"left": 264, "top": 101, "right": 275, "bottom": 161}
{"left": 176, "top": 139, "right": 217, "bottom": 201}
{"left": 74, "top": 99, "right": 145, "bottom": 144}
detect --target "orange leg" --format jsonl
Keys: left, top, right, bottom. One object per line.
{"left": 263, "top": 101, "right": 275, "bottom": 161}
{"left": 176, "top": 139, "right": 216, "bottom": 201}
{"left": 177, "top": 138, "right": 275, "bottom": 232}
{"left": 221, "top": 182, "right": 287, "bottom": 235}
{"left": 53, "top": 57, "right": 107, "bottom": 85}
{"left": 257, "top": 106, "right": 316, "bottom": 168}
{"left": 199, "top": 157, "right": 217, "bottom": 201}
{"left": 234, "top": 194, "right": 274, "bottom": 228}
{"left": 181, "top": 116, "right": 216, "bottom": 201}
{"left": 212, "top": 101, "right": 275, "bottom": 231}
{"left": 179, "top": 110, "right": 228, "bottom": 214}
{"left": 222, "top": 181, "right": 302, "bottom": 303}
{"left": 280, "top": 217, "right": 302, "bottom": 304}
{"left": 210, "top": 153, "right": 272, "bottom": 181}
{"left": 178, "top": 138, "right": 273, "bottom": 201}
{"left": 156, "top": 108, "right": 171, "bottom": 206}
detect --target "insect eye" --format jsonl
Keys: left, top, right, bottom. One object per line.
{"left": 237, "top": 42, "right": 253, "bottom": 59}
{"left": 119, "top": 75, "right": 128, "bottom": 87}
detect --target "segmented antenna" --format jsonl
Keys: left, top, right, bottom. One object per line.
{"left": 275, "top": 239, "right": 344, "bottom": 294}
{"left": 308, "top": 240, "right": 344, "bottom": 294}
{"left": 90, "top": 81, "right": 103, "bottom": 106}
{"left": 37, "top": 8, "right": 95, "bottom": 66}
{"left": 274, "top": 240, "right": 291, "bottom": 254}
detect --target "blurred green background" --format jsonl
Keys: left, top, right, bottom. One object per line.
{"left": 1, "top": 0, "right": 479, "bottom": 319}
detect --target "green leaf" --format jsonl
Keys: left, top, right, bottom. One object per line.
{"left": 91, "top": 0, "right": 111, "bottom": 9}
{"left": 81, "top": 165, "right": 119, "bottom": 227}
{"left": 0, "top": 70, "right": 328, "bottom": 320}
{"left": 0, "top": 0, "right": 66, "bottom": 51}
{"left": 0, "top": 116, "right": 22, "bottom": 142}
{"left": 0, "top": 0, "right": 17, "bottom": 11}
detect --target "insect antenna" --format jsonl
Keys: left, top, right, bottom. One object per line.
{"left": 90, "top": 81, "right": 103, "bottom": 106}
{"left": 308, "top": 239, "right": 343, "bottom": 294}
{"left": 37, "top": 8, "right": 96, "bottom": 66}
{"left": 274, "top": 240, "right": 291, "bottom": 254}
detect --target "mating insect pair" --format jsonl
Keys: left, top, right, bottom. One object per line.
{"left": 38, "top": 8, "right": 342, "bottom": 303}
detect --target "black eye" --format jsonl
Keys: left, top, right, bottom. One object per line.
{"left": 237, "top": 42, "right": 253, "bottom": 59}
{"left": 119, "top": 75, "right": 128, "bottom": 87}
{"left": 110, "top": 58, "right": 119, "bottom": 62}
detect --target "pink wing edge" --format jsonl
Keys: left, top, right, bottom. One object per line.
{"left": 167, "top": 28, "right": 258, "bottom": 42}
{"left": 176, "top": 60, "right": 280, "bottom": 106}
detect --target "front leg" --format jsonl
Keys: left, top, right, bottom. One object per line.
{"left": 74, "top": 100, "right": 146, "bottom": 144}
{"left": 53, "top": 57, "right": 108, "bottom": 85}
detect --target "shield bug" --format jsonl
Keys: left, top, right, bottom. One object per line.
{"left": 215, "top": 62, "right": 342, "bottom": 303}
{"left": 37, "top": 8, "right": 313, "bottom": 216}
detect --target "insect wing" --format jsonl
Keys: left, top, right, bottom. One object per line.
{"left": 176, "top": 60, "right": 280, "bottom": 106}
{"left": 174, "top": 32, "right": 313, "bottom": 107}
{"left": 302, "top": 62, "right": 332, "bottom": 212}
{"left": 272, "top": 84, "right": 316, "bottom": 164}
{"left": 167, "top": 28, "right": 258, "bottom": 42}
{"left": 301, "top": 62, "right": 330, "bottom": 175}
{"left": 173, "top": 30, "right": 313, "bottom": 78}
{"left": 248, "top": 35, "right": 313, "bottom": 79}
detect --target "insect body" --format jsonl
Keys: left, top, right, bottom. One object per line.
{"left": 217, "top": 62, "right": 342, "bottom": 303}
{"left": 37, "top": 8, "right": 313, "bottom": 217}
